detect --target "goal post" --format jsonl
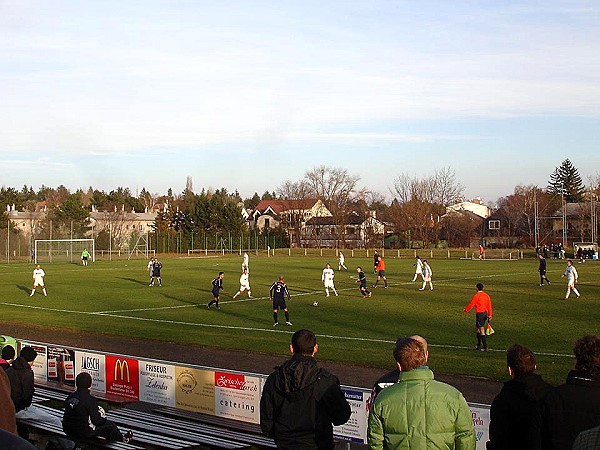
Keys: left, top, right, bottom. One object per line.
{"left": 34, "top": 239, "right": 95, "bottom": 264}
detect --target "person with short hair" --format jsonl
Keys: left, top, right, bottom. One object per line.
{"left": 419, "top": 259, "right": 433, "bottom": 291}
{"left": 321, "top": 263, "right": 338, "bottom": 297}
{"left": 232, "top": 268, "right": 252, "bottom": 299}
{"left": 0, "top": 345, "right": 15, "bottom": 371}
{"left": 269, "top": 276, "right": 292, "bottom": 326}
{"left": 487, "top": 344, "right": 552, "bottom": 450}
{"left": 151, "top": 258, "right": 163, "bottom": 286}
{"left": 242, "top": 252, "right": 249, "bottom": 272}
{"left": 6, "top": 347, "right": 74, "bottom": 448}
{"left": 532, "top": 335, "right": 600, "bottom": 450}
{"left": 338, "top": 251, "right": 348, "bottom": 271}
{"left": 372, "top": 256, "right": 388, "bottom": 288}
{"left": 356, "top": 266, "right": 371, "bottom": 298}
{"left": 63, "top": 372, "right": 132, "bottom": 443}
{"left": 463, "top": 283, "right": 493, "bottom": 351}
{"left": 30, "top": 264, "right": 46, "bottom": 297}
{"left": 562, "top": 259, "right": 580, "bottom": 299}
{"left": 538, "top": 254, "right": 551, "bottom": 286}
{"left": 207, "top": 272, "right": 224, "bottom": 310}
{"left": 411, "top": 256, "right": 423, "bottom": 282}
{"left": 373, "top": 251, "right": 379, "bottom": 274}
{"left": 260, "top": 329, "right": 351, "bottom": 449}
{"left": 81, "top": 248, "right": 91, "bottom": 266}
{"left": 368, "top": 336, "right": 475, "bottom": 450}
{"left": 147, "top": 257, "right": 155, "bottom": 285}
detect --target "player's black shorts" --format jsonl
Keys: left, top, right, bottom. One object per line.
{"left": 378, "top": 270, "right": 385, "bottom": 277}
{"left": 539, "top": 270, "right": 546, "bottom": 275}
{"left": 272, "top": 298, "right": 287, "bottom": 310}
{"left": 475, "top": 312, "right": 488, "bottom": 328}
{"left": 212, "top": 289, "right": 220, "bottom": 298}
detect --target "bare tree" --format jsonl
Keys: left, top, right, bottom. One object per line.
{"left": 304, "top": 166, "right": 361, "bottom": 247}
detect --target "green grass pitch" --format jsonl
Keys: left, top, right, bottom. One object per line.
{"left": 1, "top": 254, "right": 598, "bottom": 385}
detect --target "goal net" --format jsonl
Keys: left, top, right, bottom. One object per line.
{"left": 34, "top": 239, "right": 95, "bottom": 264}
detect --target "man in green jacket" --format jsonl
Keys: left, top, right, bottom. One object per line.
{"left": 367, "top": 337, "right": 475, "bottom": 450}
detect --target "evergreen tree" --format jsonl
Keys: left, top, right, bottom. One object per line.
{"left": 547, "top": 159, "right": 584, "bottom": 202}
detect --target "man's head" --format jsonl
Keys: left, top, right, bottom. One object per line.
{"left": 356, "top": 266, "right": 362, "bottom": 273}
{"left": 219, "top": 271, "right": 224, "bottom": 278}
{"left": 325, "top": 263, "right": 331, "bottom": 269}
{"left": 573, "top": 335, "right": 600, "bottom": 376}
{"left": 506, "top": 344, "right": 536, "bottom": 377}
{"left": 538, "top": 254, "right": 544, "bottom": 260}
{"left": 290, "top": 329, "right": 317, "bottom": 356}
{"left": 393, "top": 337, "right": 427, "bottom": 372}
{"left": 476, "top": 283, "right": 484, "bottom": 291}
{"left": 1, "top": 345, "right": 15, "bottom": 362}
{"left": 35, "top": 264, "right": 40, "bottom": 270}
{"left": 76, "top": 372, "right": 93, "bottom": 390}
{"left": 279, "top": 276, "right": 285, "bottom": 282}
{"left": 20, "top": 346, "right": 37, "bottom": 365}
{"left": 567, "top": 260, "right": 573, "bottom": 266}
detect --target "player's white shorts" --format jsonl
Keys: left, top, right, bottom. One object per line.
{"left": 415, "top": 268, "right": 423, "bottom": 274}
{"left": 423, "top": 275, "right": 432, "bottom": 282}
{"left": 324, "top": 280, "right": 335, "bottom": 288}
{"left": 567, "top": 278, "right": 576, "bottom": 288}
{"left": 239, "top": 283, "right": 250, "bottom": 292}
{"left": 33, "top": 277, "right": 44, "bottom": 287}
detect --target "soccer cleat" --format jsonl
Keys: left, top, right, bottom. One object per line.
{"left": 372, "top": 284, "right": 376, "bottom": 288}
{"left": 480, "top": 348, "right": 488, "bottom": 352}
{"left": 206, "top": 304, "right": 210, "bottom": 309}
{"left": 285, "top": 321, "right": 293, "bottom": 326}
{"left": 30, "top": 292, "right": 34, "bottom": 297}
{"left": 419, "top": 288, "right": 425, "bottom": 291}
{"left": 273, "top": 322, "right": 279, "bottom": 327}
{"left": 217, "top": 305, "right": 221, "bottom": 310}
{"left": 539, "top": 284, "right": 543, "bottom": 286}
{"left": 368, "top": 292, "right": 372, "bottom": 298}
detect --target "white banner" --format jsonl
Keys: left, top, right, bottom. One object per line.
{"left": 74, "top": 351, "right": 107, "bottom": 393}
{"left": 139, "top": 360, "right": 176, "bottom": 406}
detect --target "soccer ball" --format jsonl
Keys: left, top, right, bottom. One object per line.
{"left": 313, "top": 301, "right": 319, "bottom": 307}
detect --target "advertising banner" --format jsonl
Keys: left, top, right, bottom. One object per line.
{"left": 75, "top": 351, "right": 107, "bottom": 393}
{"left": 334, "top": 389, "right": 368, "bottom": 444}
{"left": 46, "top": 346, "right": 75, "bottom": 387}
{"left": 469, "top": 404, "right": 490, "bottom": 450}
{"left": 175, "top": 367, "right": 215, "bottom": 415}
{"left": 214, "top": 371, "right": 260, "bottom": 424}
{"left": 139, "top": 360, "right": 176, "bottom": 406}
{"left": 105, "top": 355, "right": 139, "bottom": 401}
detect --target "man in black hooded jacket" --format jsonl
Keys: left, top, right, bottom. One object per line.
{"left": 487, "top": 344, "right": 552, "bottom": 450}
{"left": 260, "top": 329, "right": 351, "bottom": 449}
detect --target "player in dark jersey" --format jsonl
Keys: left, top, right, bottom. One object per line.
{"left": 151, "top": 258, "right": 162, "bottom": 286}
{"left": 356, "top": 267, "right": 371, "bottom": 298}
{"left": 207, "top": 272, "right": 224, "bottom": 310}
{"left": 538, "top": 254, "right": 550, "bottom": 286}
{"left": 269, "top": 276, "right": 292, "bottom": 326}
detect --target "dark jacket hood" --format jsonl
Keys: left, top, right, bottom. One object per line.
{"left": 503, "top": 372, "right": 552, "bottom": 402}
{"left": 10, "top": 356, "right": 31, "bottom": 371}
{"left": 274, "top": 354, "right": 321, "bottom": 395}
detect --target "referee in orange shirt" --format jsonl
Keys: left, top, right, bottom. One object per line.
{"left": 463, "top": 283, "right": 493, "bottom": 351}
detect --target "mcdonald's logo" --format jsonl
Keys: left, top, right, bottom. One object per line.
{"left": 114, "top": 359, "right": 130, "bottom": 383}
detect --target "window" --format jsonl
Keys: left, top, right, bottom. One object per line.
{"left": 264, "top": 218, "right": 270, "bottom": 228}
{"left": 488, "top": 220, "right": 500, "bottom": 230}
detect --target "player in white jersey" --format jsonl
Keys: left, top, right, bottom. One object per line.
{"left": 411, "top": 256, "right": 424, "bottom": 282}
{"left": 562, "top": 259, "right": 581, "bottom": 299}
{"left": 322, "top": 263, "right": 338, "bottom": 297}
{"left": 242, "top": 252, "right": 249, "bottom": 272}
{"left": 233, "top": 268, "right": 252, "bottom": 299}
{"left": 338, "top": 251, "right": 348, "bottom": 271}
{"left": 30, "top": 264, "right": 47, "bottom": 297}
{"left": 419, "top": 260, "right": 433, "bottom": 291}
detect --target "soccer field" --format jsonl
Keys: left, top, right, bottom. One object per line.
{"left": 1, "top": 254, "right": 598, "bottom": 385}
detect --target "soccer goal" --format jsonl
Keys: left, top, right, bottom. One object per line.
{"left": 34, "top": 239, "right": 95, "bottom": 264}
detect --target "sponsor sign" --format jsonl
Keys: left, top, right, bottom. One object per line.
{"left": 46, "top": 346, "right": 75, "bottom": 387}
{"left": 469, "top": 404, "right": 490, "bottom": 450}
{"left": 214, "top": 371, "right": 260, "bottom": 424}
{"left": 175, "top": 367, "right": 215, "bottom": 414}
{"left": 139, "top": 360, "right": 176, "bottom": 406}
{"left": 334, "top": 389, "right": 368, "bottom": 444}
{"left": 75, "top": 351, "right": 107, "bottom": 393}
{"left": 105, "top": 355, "right": 139, "bottom": 400}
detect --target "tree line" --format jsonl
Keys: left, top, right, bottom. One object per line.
{"left": 1, "top": 159, "right": 598, "bottom": 251}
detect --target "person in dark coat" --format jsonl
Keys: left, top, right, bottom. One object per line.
{"left": 487, "top": 344, "right": 552, "bottom": 450}
{"left": 63, "top": 372, "right": 132, "bottom": 443}
{"left": 531, "top": 334, "right": 600, "bottom": 450}
{"left": 260, "top": 329, "right": 351, "bottom": 450}
{"left": 0, "top": 368, "right": 17, "bottom": 434}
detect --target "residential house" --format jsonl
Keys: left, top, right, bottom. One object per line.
{"left": 301, "top": 211, "right": 389, "bottom": 248}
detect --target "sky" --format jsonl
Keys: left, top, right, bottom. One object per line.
{"left": 1, "top": 1, "right": 599, "bottom": 205}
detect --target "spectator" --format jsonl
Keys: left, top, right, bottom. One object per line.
{"left": 63, "top": 372, "right": 132, "bottom": 443}
{"left": 1, "top": 345, "right": 15, "bottom": 371}
{"left": 0, "top": 368, "right": 17, "bottom": 433}
{"left": 572, "top": 425, "right": 600, "bottom": 450}
{"left": 531, "top": 335, "right": 600, "bottom": 450}
{"left": 368, "top": 337, "right": 475, "bottom": 450}
{"left": 0, "top": 429, "right": 37, "bottom": 450}
{"left": 487, "top": 344, "right": 552, "bottom": 450}
{"left": 6, "top": 347, "right": 74, "bottom": 449}
{"left": 260, "top": 329, "right": 351, "bottom": 449}
{"left": 368, "top": 335, "right": 428, "bottom": 409}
